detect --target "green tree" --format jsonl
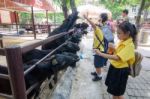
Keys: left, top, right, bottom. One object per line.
{"left": 19, "top": 12, "right": 31, "bottom": 24}
{"left": 53, "top": 0, "right": 69, "bottom": 19}
{"left": 70, "top": 0, "right": 77, "bottom": 13}
{"left": 99, "top": 0, "right": 125, "bottom": 19}
{"left": 100, "top": 0, "right": 150, "bottom": 25}
{"left": 53, "top": 0, "right": 81, "bottom": 19}
{"left": 135, "top": 0, "right": 146, "bottom": 31}
{"left": 100, "top": 0, "right": 150, "bottom": 48}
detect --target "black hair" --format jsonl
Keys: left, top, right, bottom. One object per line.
{"left": 123, "top": 9, "right": 128, "bottom": 15}
{"left": 118, "top": 21, "right": 137, "bottom": 44}
{"left": 100, "top": 13, "right": 108, "bottom": 23}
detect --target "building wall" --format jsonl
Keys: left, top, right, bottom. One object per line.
{"left": 127, "top": 5, "right": 150, "bottom": 23}
{"left": 0, "top": 10, "right": 19, "bottom": 24}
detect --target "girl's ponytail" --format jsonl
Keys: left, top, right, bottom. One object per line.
{"left": 118, "top": 21, "right": 137, "bottom": 45}
{"left": 130, "top": 24, "right": 137, "bottom": 44}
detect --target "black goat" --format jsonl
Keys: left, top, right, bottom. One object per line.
{"left": 56, "top": 41, "right": 80, "bottom": 54}
{"left": 22, "top": 49, "right": 51, "bottom": 63}
{"left": 74, "top": 22, "right": 89, "bottom": 30}
{"left": 0, "top": 65, "right": 49, "bottom": 99}
{"left": 48, "top": 12, "right": 78, "bottom": 36}
{"left": 43, "top": 12, "right": 78, "bottom": 50}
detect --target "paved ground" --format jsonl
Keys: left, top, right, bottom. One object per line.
{"left": 69, "top": 33, "right": 150, "bottom": 99}
{"left": 70, "top": 34, "right": 103, "bottom": 99}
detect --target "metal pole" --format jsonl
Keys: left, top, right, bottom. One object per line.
{"left": 0, "top": 34, "right": 3, "bottom": 48}
{"left": 31, "top": 6, "right": 36, "bottom": 39}
{"left": 46, "top": 10, "right": 50, "bottom": 33}
{"left": 54, "top": 11, "right": 56, "bottom": 28}
{"left": 14, "top": 11, "right": 19, "bottom": 36}
{"left": 5, "top": 46, "right": 27, "bottom": 99}
{"left": 46, "top": 10, "right": 49, "bottom": 24}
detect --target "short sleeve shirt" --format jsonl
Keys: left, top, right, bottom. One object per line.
{"left": 110, "top": 38, "right": 135, "bottom": 68}
{"left": 93, "top": 26, "right": 104, "bottom": 51}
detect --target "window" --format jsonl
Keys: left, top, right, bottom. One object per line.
{"left": 132, "top": 5, "right": 136, "bottom": 13}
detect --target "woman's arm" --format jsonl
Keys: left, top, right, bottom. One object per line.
{"left": 94, "top": 49, "right": 120, "bottom": 61}
{"left": 83, "top": 15, "right": 96, "bottom": 30}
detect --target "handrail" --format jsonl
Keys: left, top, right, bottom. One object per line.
{"left": 21, "top": 29, "right": 74, "bottom": 54}
{"left": 26, "top": 82, "right": 39, "bottom": 95}
{"left": 0, "top": 29, "right": 74, "bottom": 99}
{"left": 24, "top": 42, "right": 66, "bottom": 75}
{"left": 0, "top": 23, "right": 60, "bottom": 26}
{"left": 0, "top": 93, "right": 13, "bottom": 99}
{"left": 0, "top": 73, "right": 9, "bottom": 79}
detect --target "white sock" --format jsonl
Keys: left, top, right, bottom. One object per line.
{"left": 97, "top": 73, "right": 102, "bottom": 77}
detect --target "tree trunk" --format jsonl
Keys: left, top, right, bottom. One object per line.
{"left": 135, "top": 0, "right": 145, "bottom": 31}
{"left": 70, "top": 0, "right": 77, "bottom": 13}
{"left": 143, "top": 9, "right": 148, "bottom": 21}
{"left": 135, "top": 0, "right": 146, "bottom": 48}
{"left": 62, "top": 0, "right": 68, "bottom": 19}
{"left": 118, "top": 0, "right": 122, "bottom": 4}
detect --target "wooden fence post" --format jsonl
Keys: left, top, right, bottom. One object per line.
{"left": 5, "top": 46, "right": 27, "bottom": 99}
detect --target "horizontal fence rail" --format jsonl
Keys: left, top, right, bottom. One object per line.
{"left": 24, "top": 42, "right": 67, "bottom": 75}
{"left": 0, "top": 93, "right": 13, "bottom": 99}
{"left": 21, "top": 29, "right": 74, "bottom": 54}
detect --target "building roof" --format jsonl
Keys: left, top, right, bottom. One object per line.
{"left": 0, "top": 0, "right": 55, "bottom": 12}
{"left": 0, "top": 0, "right": 28, "bottom": 12}
{"left": 12, "top": 0, "right": 55, "bottom": 11}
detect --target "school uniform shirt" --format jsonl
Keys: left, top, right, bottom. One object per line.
{"left": 93, "top": 26, "right": 104, "bottom": 52}
{"left": 110, "top": 37, "right": 135, "bottom": 68}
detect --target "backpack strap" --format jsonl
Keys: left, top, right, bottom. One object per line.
{"left": 95, "top": 33, "right": 105, "bottom": 51}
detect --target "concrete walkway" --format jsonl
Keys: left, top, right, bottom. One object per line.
{"left": 70, "top": 33, "right": 103, "bottom": 99}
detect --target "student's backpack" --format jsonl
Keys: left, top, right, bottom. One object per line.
{"left": 101, "top": 24, "right": 114, "bottom": 43}
{"left": 95, "top": 34, "right": 108, "bottom": 53}
{"left": 129, "top": 51, "right": 143, "bottom": 78}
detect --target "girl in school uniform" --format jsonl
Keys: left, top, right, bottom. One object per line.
{"left": 94, "top": 21, "right": 137, "bottom": 99}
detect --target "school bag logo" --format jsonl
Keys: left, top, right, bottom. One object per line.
{"left": 129, "top": 51, "right": 143, "bottom": 77}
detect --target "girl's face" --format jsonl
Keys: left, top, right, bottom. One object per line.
{"left": 117, "top": 28, "right": 130, "bottom": 41}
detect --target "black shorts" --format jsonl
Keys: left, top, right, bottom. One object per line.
{"left": 94, "top": 55, "right": 107, "bottom": 68}
{"left": 105, "top": 64, "right": 130, "bottom": 96}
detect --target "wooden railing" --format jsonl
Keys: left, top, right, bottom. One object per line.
{"left": 0, "top": 29, "right": 74, "bottom": 99}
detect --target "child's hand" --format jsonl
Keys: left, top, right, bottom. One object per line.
{"left": 94, "top": 49, "right": 101, "bottom": 55}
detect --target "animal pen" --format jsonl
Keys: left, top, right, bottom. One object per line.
{"left": 0, "top": 29, "right": 75, "bottom": 99}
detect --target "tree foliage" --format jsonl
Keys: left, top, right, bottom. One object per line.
{"left": 19, "top": 12, "right": 31, "bottom": 24}
{"left": 53, "top": 0, "right": 81, "bottom": 10}
{"left": 99, "top": 0, "right": 125, "bottom": 19}
{"left": 99, "top": 0, "right": 150, "bottom": 19}
{"left": 53, "top": 0, "right": 81, "bottom": 18}
{"left": 19, "top": 12, "right": 64, "bottom": 24}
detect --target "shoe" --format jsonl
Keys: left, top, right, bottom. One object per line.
{"left": 92, "top": 76, "right": 102, "bottom": 81}
{"left": 91, "top": 72, "right": 97, "bottom": 76}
